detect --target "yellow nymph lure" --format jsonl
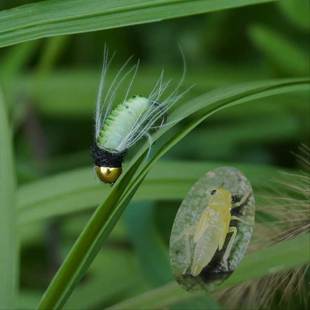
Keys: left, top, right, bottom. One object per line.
{"left": 169, "top": 167, "right": 255, "bottom": 290}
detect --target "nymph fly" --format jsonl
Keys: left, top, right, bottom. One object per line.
{"left": 92, "top": 48, "right": 187, "bottom": 183}
{"left": 169, "top": 167, "right": 255, "bottom": 290}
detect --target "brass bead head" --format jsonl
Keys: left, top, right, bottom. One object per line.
{"left": 95, "top": 166, "right": 122, "bottom": 184}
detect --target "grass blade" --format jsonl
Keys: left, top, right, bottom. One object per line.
{"left": 17, "top": 160, "right": 284, "bottom": 224}
{"left": 108, "top": 233, "right": 309, "bottom": 309}
{"left": 0, "top": 88, "right": 17, "bottom": 307}
{"left": 249, "top": 25, "right": 309, "bottom": 75}
{"left": 38, "top": 78, "right": 310, "bottom": 309}
{"left": 0, "top": 0, "right": 276, "bottom": 48}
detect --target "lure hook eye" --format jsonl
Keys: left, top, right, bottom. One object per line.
{"left": 95, "top": 166, "right": 122, "bottom": 184}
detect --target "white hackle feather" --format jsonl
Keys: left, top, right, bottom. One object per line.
{"left": 95, "top": 47, "right": 189, "bottom": 154}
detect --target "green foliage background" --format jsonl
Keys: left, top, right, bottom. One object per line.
{"left": 0, "top": 0, "right": 309, "bottom": 309}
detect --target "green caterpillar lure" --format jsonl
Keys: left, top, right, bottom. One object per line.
{"left": 92, "top": 49, "right": 186, "bottom": 183}
{"left": 169, "top": 167, "right": 255, "bottom": 290}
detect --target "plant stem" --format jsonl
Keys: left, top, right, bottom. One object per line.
{"left": 0, "top": 88, "right": 17, "bottom": 307}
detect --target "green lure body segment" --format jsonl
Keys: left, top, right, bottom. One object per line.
{"left": 97, "top": 96, "right": 150, "bottom": 152}
{"left": 169, "top": 167, "right": 255, "bottom": 291}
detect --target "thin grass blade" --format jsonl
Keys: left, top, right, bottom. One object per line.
{"left": 38, "top": 78, "right": 310, "bottom": 309}
{"left": 0, "top": 88, "right": 17, "bottom": 308}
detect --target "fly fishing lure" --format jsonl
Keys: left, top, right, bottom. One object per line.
{"left": 169, "top": 167, "right": 255, "bottom": 290}
{"left": 92, "top": 48, "right": 187, "bottom": 183}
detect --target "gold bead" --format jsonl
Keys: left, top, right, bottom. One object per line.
{"left": 95, "top": 166, "right": 122, "bottom": 184}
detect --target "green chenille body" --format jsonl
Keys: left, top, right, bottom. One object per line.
{"left": 97, "top": 96, "right": 150, "bottom": 152}
{"left": 169, "top": 167, "right": 255, "bottom": 291}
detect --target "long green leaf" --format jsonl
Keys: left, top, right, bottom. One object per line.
{"left": 38, "top": 78, "right": 310, "bottom": 309}
{"left": 0, "top": 88, "right": 17, "bottom": 307}
{"left": 0, "top": 0, "right": 276, "bottom": 48}
{"left": 17, "top": 160, "right": 282, "bottom": 224}
{"left": 108, "top": 233, "right": 309, "bottom": 309}
{"left": 249, "top": 25, "right": 309, "bottom": 75}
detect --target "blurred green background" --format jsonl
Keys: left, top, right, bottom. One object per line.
{"left": 0, "top": 0, "right": 309, "bottom": 309}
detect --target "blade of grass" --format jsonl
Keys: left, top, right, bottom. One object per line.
{"left": 38, "top": 152, "right": 146, "bottom": 309}
{"left": 108, "top": 233, "right": 309, "bottom": 309}
{"left": 38, "top": 78, "right": 310, "bottom": 309}
{"left": 0, "top": 0, "right": 276, "bottom": 48}
{"left": 249, "top": 25, "right": 309, "bottom": 75}
{"left": 17, "top": 160, "right": 284, "bottom": 225}
{"left": 65, "top": 250, "right": 146, "bottom": 309}
{"left": 0, "top": 88, "right": 17, "bottom": 307}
